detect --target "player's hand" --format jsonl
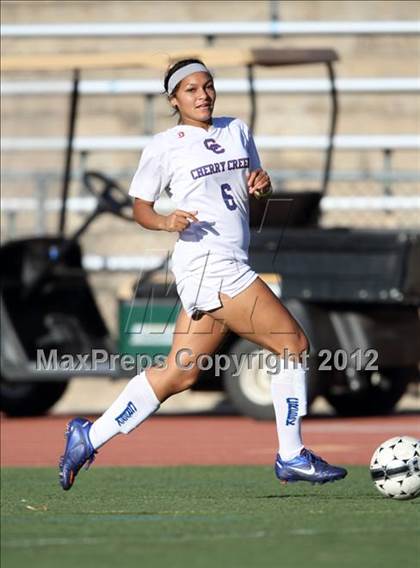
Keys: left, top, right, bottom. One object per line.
{"left": 247, "top": 169, "right": 272, "bottom": 199}
{"left": 163, "top": 209, "right": 199, "bottom": 232}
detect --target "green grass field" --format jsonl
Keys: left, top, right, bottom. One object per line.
{"left": 1, "top": 466, "right": 419, "bottom": 568}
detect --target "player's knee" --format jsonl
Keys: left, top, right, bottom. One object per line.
{"left": 295, "top": 328, "right": 309, "bottom": 355}
{"left": 170, "top": 368, "right": 200, "bottom": 394}
{"left": 282, "top": 328, "right": 309, "bottom": 359}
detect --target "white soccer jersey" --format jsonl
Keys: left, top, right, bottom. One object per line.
{"left": 129, "top": 117, "right": 261, "bottom": 273}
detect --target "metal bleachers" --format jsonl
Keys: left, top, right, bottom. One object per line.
{"left": 2, "top": 17, "right": 420, "bottom": 246}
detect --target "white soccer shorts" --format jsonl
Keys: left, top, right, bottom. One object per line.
{"left": 172, "top": 252, "right": 258, "bottom": 319}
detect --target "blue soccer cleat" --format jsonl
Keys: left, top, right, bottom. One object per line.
{"left": 59, "top": 417, "right": 96, "bottom": 490}
{"left": 275, "top": 448, "right": 347, "bottom": 485}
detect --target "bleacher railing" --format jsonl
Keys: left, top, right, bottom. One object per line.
{"left": 2, "top": 21, "right": 419, "bottom": 37}
{"left": 2, "top": 134, "right": 419, "bottom": 152}
{"left": 3, "top": 77, "right": 419, "bottom": 96}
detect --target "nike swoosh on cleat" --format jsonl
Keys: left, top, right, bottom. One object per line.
{"left": 276, "top": 461, "right": 317, "bottom": 476}
{"left": 288, "top": 464, "right": 316, "bottom": 475}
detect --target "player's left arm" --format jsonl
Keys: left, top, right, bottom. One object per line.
{"left": 243, "top": 120, "right": 272, "bottom": 199}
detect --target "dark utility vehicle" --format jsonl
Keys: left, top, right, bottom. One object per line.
{"left": 2, "top": 48, "right": 419, "bottom": 417}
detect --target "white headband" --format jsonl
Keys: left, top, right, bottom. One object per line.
{"left": 167, "top": 63, "right": 211, "bottom": 94}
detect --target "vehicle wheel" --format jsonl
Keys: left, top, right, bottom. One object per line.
{"left": 324, "top": 367, "right": 416, "bottom": 417}
{"left": 222, "top": 339, "right": 320, "bottom": 420}
{"left": 0, "top": 377, "right": 68, "bottom": 417}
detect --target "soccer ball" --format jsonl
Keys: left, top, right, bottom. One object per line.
{"left": 370, "top": 436, "right": 420, "bottom": 500}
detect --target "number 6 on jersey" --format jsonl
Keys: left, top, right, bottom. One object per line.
{"left": 220, "top": 183, "right": 237, "bottom": 211}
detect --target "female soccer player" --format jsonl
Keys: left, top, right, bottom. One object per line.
{"left": 59, "top": 59, "right": 347, "bottom": 490}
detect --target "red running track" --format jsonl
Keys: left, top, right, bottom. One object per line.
{"left": 1, "top": 414, "right": 419, "bottom": 467}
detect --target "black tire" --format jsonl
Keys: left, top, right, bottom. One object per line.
{"left": 324, "top": 367, "right": 416, "bottom": 417}
{"left": 222, "top": 339, "right": 320, "bottom": 420}
{"left": 0, "top": 377, "right": 68, "bottom": 417}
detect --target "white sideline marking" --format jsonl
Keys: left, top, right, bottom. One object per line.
{"left": 4, "top": 531, "right": 267, "bottom": 548}
{"left": 4, "top": 526, "right": 414, "bottom": 548}
{"left": 4, "top": 537, "right": 109, "bottom": 548}
{"left": 291, "top": 526, "right": 413, "bottom": 536}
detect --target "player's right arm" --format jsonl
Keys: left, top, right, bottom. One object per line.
{"left": 133, "top": 198, "right": 198, "bottom": 232}
{"left": 130, "top": 134, "right": 199, "bottom": 232}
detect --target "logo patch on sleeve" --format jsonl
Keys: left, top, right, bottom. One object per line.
{"left": 115, "top": 401, "right": 137, "bottom": 426}
{"left": 286, "top": 397, "right": 299, "bottom": 426}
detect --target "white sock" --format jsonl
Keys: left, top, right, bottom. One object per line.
{"left": 88, "top": 371, "right": 160, "bottom": 449}
{"left": 270, "top": 360, "right": 307, "bottom": 461}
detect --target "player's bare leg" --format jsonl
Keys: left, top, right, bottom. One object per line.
{"left": 208, "top": 277, "right": 308, "bottom": 356}
{"left": 205, "top": 277, "right": 347, "bottom": 485}
{"left": 146, "top": 308, "right": 228, "bottom": 402}
{"left": 59, "top": 308, "right": 227, "bottom": 490}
